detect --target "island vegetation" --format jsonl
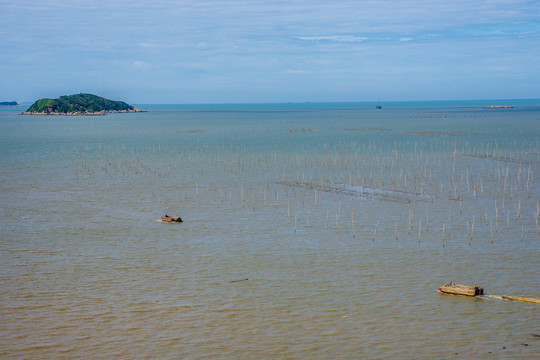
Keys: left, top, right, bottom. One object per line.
{"left": 21, "top": 93, "right": 145, "bottom": 115}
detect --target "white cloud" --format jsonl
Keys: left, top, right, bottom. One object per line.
{"left": 132, "top": 61, "right": 149, "bottom": 68}
{"left": 137, "top": 42, "right": 158, "bottom": 48}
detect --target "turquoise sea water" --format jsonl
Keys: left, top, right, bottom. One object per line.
{"left": 1, "top": 100, "right": 539, "bottom": 359}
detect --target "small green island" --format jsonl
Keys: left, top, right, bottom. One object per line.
{"left": 21, "top": 93, "right": 145, "bottom": 115}
{"left": 1, "top": 101, "right": 22, "bottom": 107}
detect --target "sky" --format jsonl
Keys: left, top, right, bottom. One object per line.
{"left": 1, "top": 0, "right": 539, "bottom": 104}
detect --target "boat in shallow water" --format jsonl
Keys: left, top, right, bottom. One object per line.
{"left": 161, "top": 215, "right": 183, "bottom": 222}
{"left": 438, "top": 282, "right": 484, "bottom": 296}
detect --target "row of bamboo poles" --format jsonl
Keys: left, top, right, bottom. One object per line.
{"left": 72, "top": 137, "right": 539, "bottom": 246}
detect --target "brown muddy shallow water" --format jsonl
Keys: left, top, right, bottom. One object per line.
{"left": 1, "top": 102, "right": 539, "bottom": 359}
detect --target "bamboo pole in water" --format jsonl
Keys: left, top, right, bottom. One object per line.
{"left": 372, "top": 220, "right": 379, "bottom": 242}
{"left": 418, "top": 219, "right": 422, "bottom": 243}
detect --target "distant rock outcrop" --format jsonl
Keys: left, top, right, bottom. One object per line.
{"left": 21, "top": 93, "right": 145, "bottom": 115}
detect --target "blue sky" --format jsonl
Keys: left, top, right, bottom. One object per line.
{"left": 1, "top": 0, "right": 539, "bottom": 103}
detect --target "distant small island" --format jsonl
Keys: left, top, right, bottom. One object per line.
{"left": 0, "top": 101, "right": 22, "bottom": 107}
{"left": 21, "top": 93, "right": 145, "bottom": 115}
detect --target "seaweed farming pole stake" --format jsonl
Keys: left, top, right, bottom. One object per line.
{"left": 408, "top": 209, "right": 414, "bottom": 234}
{"left": 336, "top": 202, "right": 341, "bottom": 230}
{"left": 536, "top": 200, "right": 540, "bottom": 235}
{"left": 494, "top": 200, "right": 498, "bottom": 233}
{"left": 287, "top": 199, "right": 290, "bottom": 222}
{"left": 490, "top": 220, "right": 494, "bottom": 244}
{"left": 469, "top": 217, "right": 475, "bottom": 246}
{"left": 351, "top": 208, "right": 355, "bottom": 238}
{"left": 326, "top": 206, "right": 329, "bottom": 228}
{"left": 418, "top": 219, "right": 422, "bottom": 243}
{"left": 521, "top": 217, "right": 524, "bottom": 242}
{"left": 526, "top": 166, "right": 533, "bottom": 191}
{"left": 372, "top": 220, "right": 379, "bottom": 242}
{"left": 442, "top": 224, "right": 445, "bottom": 248}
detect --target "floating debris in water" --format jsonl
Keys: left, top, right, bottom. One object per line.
{"left": 501, "top": 295, "right": 540, "bottom": 304}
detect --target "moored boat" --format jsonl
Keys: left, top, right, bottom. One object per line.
{"left": 438, "top": 282, "right": 484, "bottom": 296}
{"left": 161, "top": 215, "right": 183, "bottom": 222}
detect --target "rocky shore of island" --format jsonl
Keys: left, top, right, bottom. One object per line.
{"left": 20, "top": 107, "right": 146, "bottom": 116}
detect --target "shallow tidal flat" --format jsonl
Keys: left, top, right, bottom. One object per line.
{"left": 72, "top": 136, "right": 539, "bottom": 247}
{"left": 1, "top": 103, "right": 539, "bottom": 359}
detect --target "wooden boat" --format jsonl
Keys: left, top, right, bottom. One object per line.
{"left": 161, "top": 215, "right": 183, "bottom": 222}
{"left": 438, "top": 282, "right": 484, "bottom": 296}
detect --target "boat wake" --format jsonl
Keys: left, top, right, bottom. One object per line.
{"left": 481, "top": 295, "right": 540, "bottom": 304}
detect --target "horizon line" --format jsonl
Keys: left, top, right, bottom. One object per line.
{"left": 130, "top": 98, "right": 540, "bottom": 106}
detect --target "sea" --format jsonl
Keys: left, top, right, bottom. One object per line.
{"left": 1, "top": 100, "right": 539, "bottom": 359}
